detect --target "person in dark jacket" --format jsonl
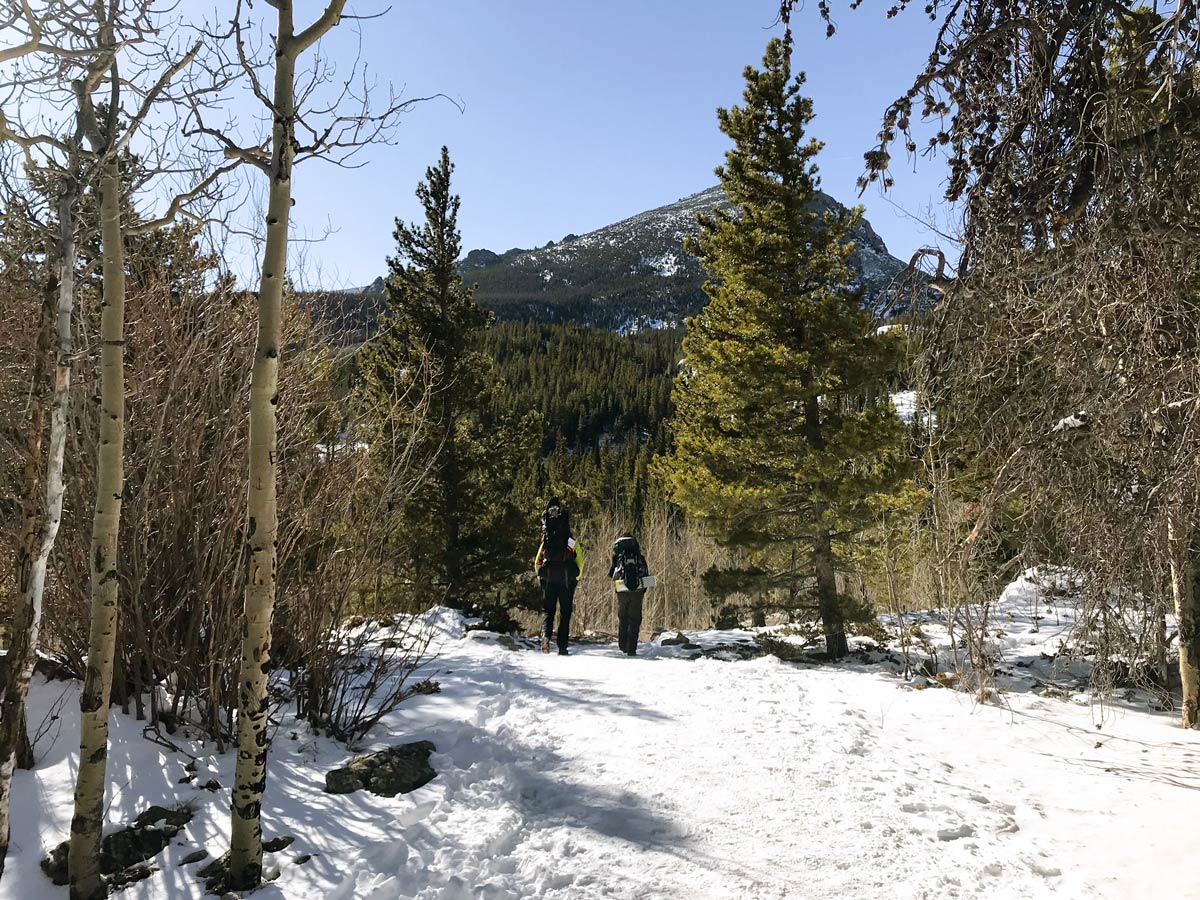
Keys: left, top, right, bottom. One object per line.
{"left": 609, "top": 533, "right": 647, "bottom": 656}
{"left": 534, "top": 497, "right": 584, "bottom": 655}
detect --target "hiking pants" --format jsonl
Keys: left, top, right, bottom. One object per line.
{"left": 617, "top": 590, "right": 645, "bottom": 654}
{"left": 542, "top": 580, "right": 575, "bottom": 651}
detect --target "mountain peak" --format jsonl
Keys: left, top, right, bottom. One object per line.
{"left": 467, "top": 186, "right": 909, "bottom": 332}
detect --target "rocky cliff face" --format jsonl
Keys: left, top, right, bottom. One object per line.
{"left": 315, "top": 186, "right": 914, "bottom": 339}
{"left": 465, "top": 185, "right": 910, "bottom": 332}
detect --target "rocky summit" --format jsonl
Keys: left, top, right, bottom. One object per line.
{"left": 463, "top": 185, "right": 911, "bottom": 332}
{"left": 312, "top": 186, "right": 914, "bottom": 340}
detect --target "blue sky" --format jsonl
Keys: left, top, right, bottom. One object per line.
{"left": 281, "top": 1, "right": 953, "bottom": 288}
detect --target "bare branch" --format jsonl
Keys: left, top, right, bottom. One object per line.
{"left": 288, "top": 0, "right": 349, "bottom": 58}
{"left": 125, "top": 161, "right": 241, "bottom": 235}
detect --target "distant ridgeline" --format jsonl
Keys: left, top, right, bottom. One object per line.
{"left": 463, "top": 186, "right": 911, "bottom": 332}
{"left": 308, "top": 185, "right": 916, "bottom": 341}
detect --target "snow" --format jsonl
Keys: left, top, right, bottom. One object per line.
{"left": 5, "top": 589, "right": 1199, "bottom": 900}
{"left": 616, "top": 315, "right": 674, "bottom": 336}
{"left": 639, "top": 253, "right": 682, "bottom": 277}
{"left": 1051, "top": 413, "right": 1089, "bottom": 433}
{"left": 891, "top": 389, "right": 918, "bottom": 423}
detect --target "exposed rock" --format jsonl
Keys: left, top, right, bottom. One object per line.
{"left": 179, "top": 849, "right": 209, "bottom": 866}
{"left": 196, "top": 853, "right": 227, "bottom": 881}
{"left": 108, "top": 864, "right": 155, "bottom": 890}
{"left": 937, "top": 823, "right": 976, "bottom": 841}
{"left": 466, "top": 185, "right": 913, "bottom": 331}
{"left": 263, "top": 835, "right": 294, "bottom": 853}
{"left": 660, "top": 632, "right": 688, "bottom": 646}
{"left": 702, "top": 643, "right": 762, "bottom": 661}
{"left": 316, "top": 186, "right": 915, "bottom": 339}
{"left": 42, "top": 804, "right": 195, "bottom": 886}
{"left": 325, "top": 740, "right": 437, "bottom": 797}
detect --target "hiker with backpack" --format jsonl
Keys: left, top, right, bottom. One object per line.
{"left": 534, "top": 497, "right": 583, "bottom": 655}
{"left": 609, "top": 532, "right": 650, "bottom": 656}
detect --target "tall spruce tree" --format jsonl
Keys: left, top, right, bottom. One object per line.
{"left": 356, "top": 148, "right": 534, "bottom": 612}
{"left": 657, "top": 35, "right": 906, "bottom": 658}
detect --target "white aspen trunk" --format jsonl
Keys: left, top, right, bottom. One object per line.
{"left": 228, "top": 13, "right": 297, "bottom": 890}
{"left": 0, "top": 183, "right": 77, "bottom": 877}
{"left": 1168, "top": 515, "right": 1200, "bottom": 728}
{"left": 884, "top": 518, "right": 912, "bottom": 678}
{"left": 0, "top": 283, "right": 51, "bottom": 878}
{"left": 226, "top": 4, "right": 348, "bottom": 887}
{"left": 67, "top": 154, "right": 124, "bottom": 900}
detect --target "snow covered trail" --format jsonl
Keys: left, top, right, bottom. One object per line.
{"left": 315, "top": 640, "right": 1200, "bottom": 900}
{"left": 6, "top": 627, "right": 1200, "bottom": 900}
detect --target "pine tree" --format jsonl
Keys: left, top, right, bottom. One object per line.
{"left": 356, "top": 148, "right": 533, "bottom": 611}
{"left": 656, "top": 35, "right": 907, "bottom": 658}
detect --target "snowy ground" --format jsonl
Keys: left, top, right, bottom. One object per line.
{"left": 5, "top": 587, "right": 1200, "bottom": 900}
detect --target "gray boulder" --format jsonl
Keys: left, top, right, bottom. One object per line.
{"left": 326, "top": 740, "right": 437, "bottom": 797}
{"left": 42, "top": 804, "right": 194, "bottom": 886}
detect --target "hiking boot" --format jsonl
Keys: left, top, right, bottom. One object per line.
{"left": 557, "top": 647, "right": 569, "bottom": 656}
{"left": 541, "top": 637, "right": 550, "bottom": 654}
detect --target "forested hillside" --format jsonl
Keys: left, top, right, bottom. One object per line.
{"left": 2, "top": 3, "right": 1199, "bottom": 899}
{"left": 310, "top": 184, "right": 913, "bottom": 338}
{"left": 484, "top": 323, "right": 676, "bottom": 454}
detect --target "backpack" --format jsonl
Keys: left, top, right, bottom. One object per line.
{"left": 542, "top": 503, "right": 571, "bottom": 563}
{"left": 612, "top": 536, "right": 647, "bottom": 591}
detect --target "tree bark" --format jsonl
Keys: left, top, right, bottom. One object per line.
{"left": 68, "top": 153, "right": 124, "bottom": 900}
{"left": 0, "top": 182, "right": 77, "bottom": 878}
{"left": 0, "top": 278, "right": 52, "bottom": 875}
{"left": 1169, "top": 516, "right": 1200, "bottom": 728}
{"left": 800, "top": 394, "right": 848, "bottom": 660}
{"left": 228, "top": 15, "right": 296, "bottom": 891}
{"left": 227, "top": 3, "right": 348, "bottom": 887}
{"left": 813, "top": 529, "right": 848, "bottom": 660}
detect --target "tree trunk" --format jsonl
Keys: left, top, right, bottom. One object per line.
{"left": 0, "top": 271, "right": 51, "bottom": 879}
{"left": 228, "top": 25, "right": 296, "bottom": 892}
{"left": 68, "top": 154, "right": 125, "bottom": 900}
{"left": 1169, "top": 517, "right": 1200, "bottom": 728}
{"left": 813, "top": 529, "right": 848, "bottom": 660}
{"left": 0, "top": 182, "right": 77, "bottom": 877}
{"left": 800, "top": 394, "right": 848, "bottom": 660}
